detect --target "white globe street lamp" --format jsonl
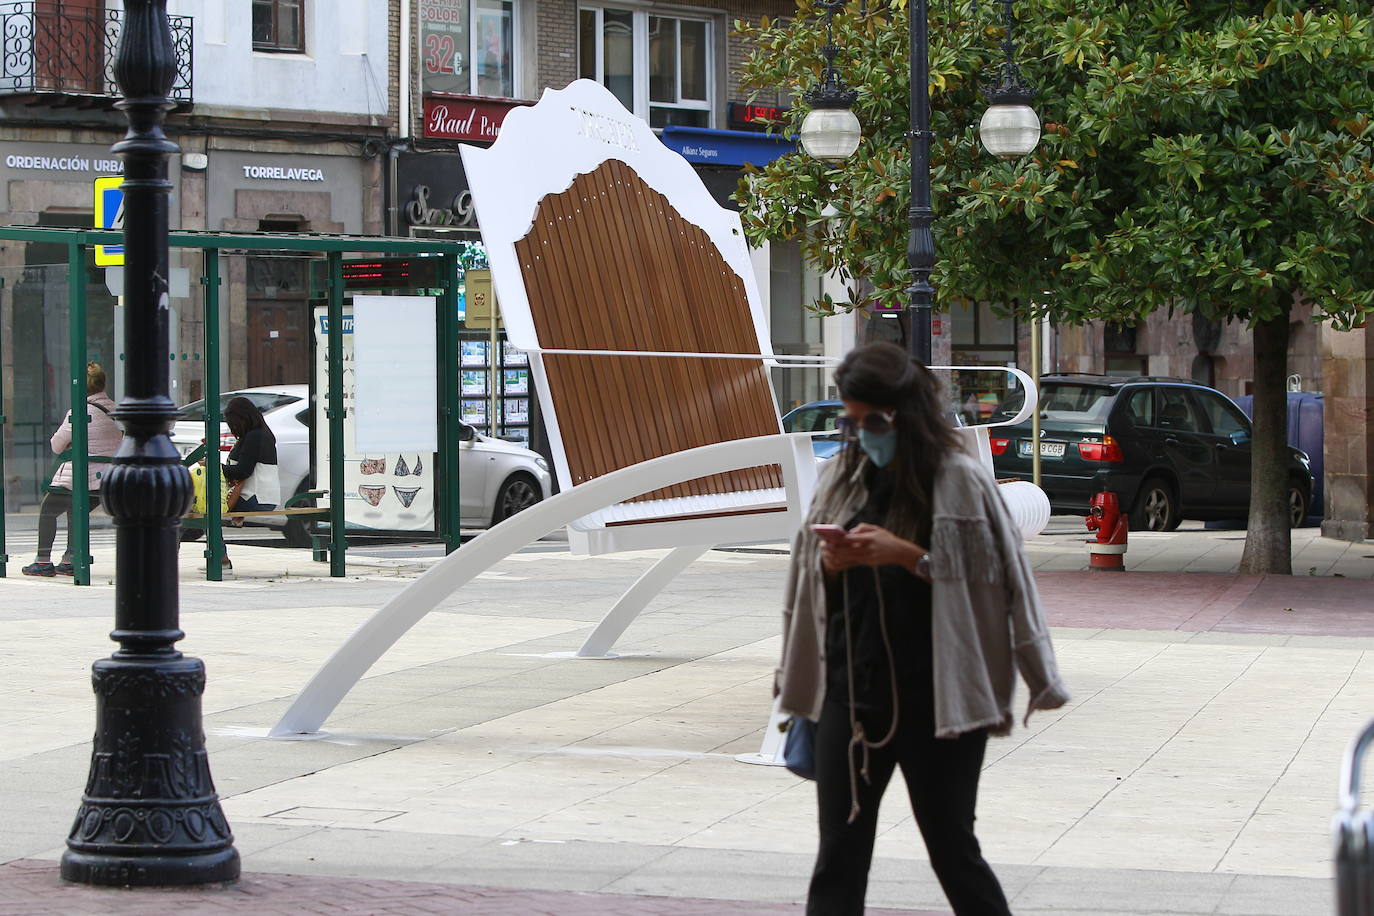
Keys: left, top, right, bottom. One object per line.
{"left": 800, "top": 106, "right": 862, "bottom": 162}
{"left": 979, "top": 99, "right": 1041, "bottom": 159}
{"left": 979, "top": 0, "right": 1040, "bottom": 159}
{"left": 797, "top": 0, "right": 1040, "bottom": 363}
{"left": 799, "top": 0, "right": 860, "bottom": 163}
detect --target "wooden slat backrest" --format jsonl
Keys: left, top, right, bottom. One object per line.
{"left": 515, "top": 159, "right": 783, "bottom": 501}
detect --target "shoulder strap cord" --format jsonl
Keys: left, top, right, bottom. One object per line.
{"left": 87, "top": 399, "right": 125, "bottom": 432}
{"left": 842, "top": 565, "right": 902, "bottom": 825}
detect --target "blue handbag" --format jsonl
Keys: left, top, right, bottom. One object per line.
{"left": 783, "top": 715, "right": 817, "bottom": 780}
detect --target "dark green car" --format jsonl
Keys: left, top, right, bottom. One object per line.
{"left": 990, "top": 375, "right": 1313, "bottom": 531}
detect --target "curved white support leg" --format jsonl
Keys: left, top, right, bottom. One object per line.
{"left": 573, "top": 545, "right": 708, "bottom": 658}
{"left": 736, "top": 697, "right": 789, "bottom": 767}
{"left": 269, "top": 433, "right": 816, "bottom": 737}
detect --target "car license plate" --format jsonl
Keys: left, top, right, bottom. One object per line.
{"left": 1018, "top": 441, "right": 1066, "bottom": 458}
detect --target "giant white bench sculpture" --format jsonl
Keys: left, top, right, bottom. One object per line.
{"left": 270, "top": 80, "right": 1046, "bottom": 738}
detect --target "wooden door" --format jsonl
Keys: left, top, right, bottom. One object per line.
{"left": 34, "top": 0, "right": 103, "bottom": 93}
{"left": 247, "top": 300, "right": 310, "bottom": 387}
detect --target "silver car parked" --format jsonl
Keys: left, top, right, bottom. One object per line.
{"left": 171, "top": 385, "right": 551, "bottom": 543}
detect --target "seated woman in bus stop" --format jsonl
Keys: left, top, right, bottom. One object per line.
{"left": 23, "top": 362, "right": 123, "bottom": 577}
{"left": 218, "top": 396, "right": 281, "bottom": 570}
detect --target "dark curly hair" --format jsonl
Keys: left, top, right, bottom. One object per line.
{"left": 834, "top": 342, "right": 961, "bottom": 542}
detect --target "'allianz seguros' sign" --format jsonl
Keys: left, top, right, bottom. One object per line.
{"left": 422, "top": 95, "right": 531, "bottom": 142}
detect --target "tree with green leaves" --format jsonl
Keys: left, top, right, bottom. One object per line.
{"left": 735, "top": 0, "right": 1374, "bottom": 573}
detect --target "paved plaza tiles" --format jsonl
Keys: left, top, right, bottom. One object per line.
{"left": 0, "top": 521, "right": 1370, "bottom": 914}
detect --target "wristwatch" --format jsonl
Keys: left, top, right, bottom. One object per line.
{"left": 915, "top": 552, "right": 932, "bottom": 583}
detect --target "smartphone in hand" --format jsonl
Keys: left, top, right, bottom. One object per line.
{"left": 811, "top": 524, "right": 850, "bottom": 544}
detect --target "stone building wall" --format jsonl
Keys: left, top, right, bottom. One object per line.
{"left": 1322, "top": 327, "right": 1373, "bottom": 540}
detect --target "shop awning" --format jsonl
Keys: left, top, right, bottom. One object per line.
{"left": 660, "top": 126, "right": 796, "bottom": 167}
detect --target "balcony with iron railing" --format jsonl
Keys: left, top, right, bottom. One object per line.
{"left": 0, "top": 2, "right": 192, "bottom": 105}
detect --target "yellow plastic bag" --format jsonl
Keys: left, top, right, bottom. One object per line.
{"left": 189, "top": 464, "right": 230, "bottom": 515}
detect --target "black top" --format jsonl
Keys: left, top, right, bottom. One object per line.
{"left": 223, "top": 427, "right": 277, "bottom": 482}
{"left": 825, "top": 465, "right": 933, "bottom": 710}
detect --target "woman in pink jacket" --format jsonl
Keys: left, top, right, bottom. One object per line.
{"left": 23, "top": 363, "right": 123, "bottom": 577}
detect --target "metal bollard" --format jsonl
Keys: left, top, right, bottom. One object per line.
{"left": 1334, "top": 718, "right": 1374, "bottom": 914}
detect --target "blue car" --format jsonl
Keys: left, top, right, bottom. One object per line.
{"left": 781, "top": 400, "right": 845, "bottom": 460}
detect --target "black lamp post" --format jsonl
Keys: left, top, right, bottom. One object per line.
{"left": 798, "top": 0, "right": 1040, "bottom": 366}
{"left": 61, "top": 0, "right": 239, "bottom": 886}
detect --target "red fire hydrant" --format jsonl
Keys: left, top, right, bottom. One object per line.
{"left": 1085, "top": 490, "right": 1128, "bottom": 572}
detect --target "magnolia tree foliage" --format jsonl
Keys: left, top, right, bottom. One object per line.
{"left": 734, "top": 1, "right": 1374, "bottom": 328}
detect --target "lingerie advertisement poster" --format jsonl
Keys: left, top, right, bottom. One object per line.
{"left": 313, "top": 305, "right": 437, "bottom": 532}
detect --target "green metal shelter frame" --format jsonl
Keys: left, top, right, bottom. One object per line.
{"left": 0, "top": 226, "right": 467, "bottom": 585}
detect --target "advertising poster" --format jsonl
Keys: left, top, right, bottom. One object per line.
{"left": 419, "top": 0, "right": 469, "bottom": 96}
{"left": 460, "top": 398, "right": 488, "bottom": 427}
{"left": 503, "top": 397, "right": 529, "bottom": 424}
{"left": 461, "top": 369, "right": 487, "bottom": 396}
{"left": 502, "top": 367, "right": 528, "bottom": 396}
{"left": 460, "top": 340, "right": 488, "bottom": 366}
{"left": 352, "top": 296, "right": 439, "bottom": 453}
{"left": 313, "top": 305, "right": 436, "bottom": 532}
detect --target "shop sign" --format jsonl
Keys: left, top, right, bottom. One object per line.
{"left": 423, "top": 96, "right": 528, "bottom": 141}
{"left": 5, "top": 153, "right": 123, "bottom": 173}
{"left": 241, "top": 164, "right": 327, "bottom": 182}
{"left": 726, "top": 102, "right": 789, "bottom": 131}
{"left": 407, "top": 184, "right": 475, "bottom": 228}
{"left": 660, "top": 126, "right": 796, "bottom": 167}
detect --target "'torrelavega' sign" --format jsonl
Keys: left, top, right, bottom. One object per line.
{"left": 241, "top": 164, "right": 327, "bottom": 181}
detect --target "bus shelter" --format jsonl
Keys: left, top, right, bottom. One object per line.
{"left": 0, "top": 227, "right": 469, "bottom": 585}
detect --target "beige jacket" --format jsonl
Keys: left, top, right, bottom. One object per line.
{"left": 49, "top": 393, "right": 123, "bottom": 491}
{"left": 778, "top": 449, "right": 1070, "bottom": 738}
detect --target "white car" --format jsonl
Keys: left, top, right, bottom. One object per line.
{"left": 171, "top": 385, "right": 552, "bottom": 542}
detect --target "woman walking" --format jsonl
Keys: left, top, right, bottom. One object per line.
{"left": 218, "top": 396, "right": 280, "bottom": 570}
{"left": 23, "top": 363, "right": 122, "bottom": 577}
{"left": 777, "top": 342, "right": 1070, "bottom": 916}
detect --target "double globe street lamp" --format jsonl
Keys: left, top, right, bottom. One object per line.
{"left": 798, "top": 0, "right": 1040, "bottom": 365}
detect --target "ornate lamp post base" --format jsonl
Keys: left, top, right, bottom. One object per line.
{"left": 62, "top": 0, "right": 239, "bottom": 886}
{"left": 61, "top": 657, "right": 239, "bottom": 886}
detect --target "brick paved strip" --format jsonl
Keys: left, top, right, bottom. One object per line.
{"left": 0, "top": 861, "right": 945, "bottom": 916}
{"left": 1037, "top": 571, "right": 1374, "bottom": 637}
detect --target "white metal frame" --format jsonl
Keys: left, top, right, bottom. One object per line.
{"left": 269, "top": 432, "right": 817, "bottom": 736}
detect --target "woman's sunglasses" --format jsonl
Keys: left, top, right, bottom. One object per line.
{"left": 835, "top": 410, "right": 896, "bottom": 440}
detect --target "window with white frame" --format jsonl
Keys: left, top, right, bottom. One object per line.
{"left": 420, "top": 0, "right": 518, "bottom": 98}
{"left": 578, "top": 6, "right": 711, "bottom": 128}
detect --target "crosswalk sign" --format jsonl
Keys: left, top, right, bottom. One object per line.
{"left": 93, "top": 176, "right": 124, "bottom": 267}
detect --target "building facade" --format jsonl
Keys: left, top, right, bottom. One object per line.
{"left": 0, "top": 0, "right": 392, "bottom": 507}
{"left": 388, "top": 0, "right": 819, "bottom": 451}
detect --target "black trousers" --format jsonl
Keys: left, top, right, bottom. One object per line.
{"left": 806, "top": 695, "right": 1011, "bottom": 916}
{"left": 36, "top": 490, "right": 101, "bottom": 562}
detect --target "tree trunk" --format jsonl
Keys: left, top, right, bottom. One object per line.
{"left": 1239, "top": 312, "right": 1292, "bottom": 575}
